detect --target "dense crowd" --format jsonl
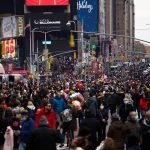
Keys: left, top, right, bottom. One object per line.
{"left": 0, "top": 63, "right": 150, "bottom": 150}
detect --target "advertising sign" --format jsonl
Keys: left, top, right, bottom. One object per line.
{"left": 1, "top": 16, "right": 24, "bottom": 38}
{"left": 3, "top": 39, "right": 16, "bottom": 58}
{"left": 16, "top": 16, "right": 24, "bottom": 37}
{"left": 26, "top": 0, "right": 69, "bottom": 6}
{"left": 77, "top": 0, "right": 99, "bottom": 32}
{"left": 2, "top": 16, "right": 16, "bottom": 38}
{"left": 7, "top": 62, "right": 14, "bottom": 73}
{"left": 28, "top": 13, "right": 70, "bottom": 30}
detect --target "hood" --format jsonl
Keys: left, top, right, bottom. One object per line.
{"left": 89, "top": 96, "right": 97, "bottom": 101}
{"left": 143, "top": 119, "right": 150, "bottom": 127}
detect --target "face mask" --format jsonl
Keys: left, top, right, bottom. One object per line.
{"left": 22, "top": 117, "right": 27, "bottom": 121}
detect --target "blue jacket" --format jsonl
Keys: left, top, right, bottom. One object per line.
{"left": 52, "top": 98, "right": 65, "bottom": 115}
{"left": 20, "top": 118, "right": 35, "bottom": 143}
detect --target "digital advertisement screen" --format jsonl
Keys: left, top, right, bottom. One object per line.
{"left": 26, "top": 0, "right": 69, "bottom": 6}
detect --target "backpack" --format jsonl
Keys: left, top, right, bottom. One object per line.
{"left": 61, "top": 109, "right": 72, "bottom": 123}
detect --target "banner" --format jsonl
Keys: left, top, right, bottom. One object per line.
{"left": 92, "top": 61, "right": 99, "bottom": 74}
{"left": 26, "top": 0, "right": 69, "bottom": 6}
{"left": 77, "top": 0, "right": 99, "bottom": 32}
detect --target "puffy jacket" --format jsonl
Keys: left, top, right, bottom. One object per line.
{"left": 35, "top": 108, "right": 56, "bottom": 129}
{"left": 139, "top": 98, "right": 148, "bottom": 111}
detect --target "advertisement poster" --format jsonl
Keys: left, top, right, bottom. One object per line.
{"left": 26, "top": 0, "right": 69, "bottom": 6}
{"left": 4, "top": 39, "right": 16, "bottom": 58}
{"left": 1, "top": 16, "right": 24, "bottom": 38}
{"left": 7, "top": 62, "right": 14, "bottom": 73}
{"left": 2, "top": 16, "right": 13, "bottom": 38}
{"left": 77, "top": 0, "right": 99, "bottom": 32}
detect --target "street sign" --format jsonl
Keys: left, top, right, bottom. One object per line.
{"left": 42, "top": 41, "right": 52, "bottom": 45}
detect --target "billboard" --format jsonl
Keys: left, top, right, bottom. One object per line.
{"left": 1, "top": 39, "right": 16, "bottom": 58}
{"left": 26, "top": 13, "right": 70, "bottom": 30}
{"left": 77, "top": 0, "right": 99, "bottom": 32}
{"left": 1, "top": 16, "right": 24, "bottom": 39}
{"left": 26, "top": 0, "right": 69, "bottom": 6}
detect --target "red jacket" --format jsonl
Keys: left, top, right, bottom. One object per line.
{"left": 139, "top": 98, "right": 148, "bottom": 111}
{"left": 35, "top": 107, "right": 56, "bottom": 129}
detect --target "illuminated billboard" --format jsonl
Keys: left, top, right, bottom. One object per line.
{"left": 26, "top": 0, "right": 69, "bottom": 6}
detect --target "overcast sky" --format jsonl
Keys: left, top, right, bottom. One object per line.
{"left": 135, "top": 0, "right": 150, "bottom": 44}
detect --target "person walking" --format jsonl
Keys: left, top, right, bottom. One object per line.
{"left": 35, "top": 101, "right": 56, "bottom": 129}
{"left": 124, "top": 111, "right": 141, "bottom": 149}
{"left": 79, "top": 110, "right": 101, "bottom": 149}
{"left": 141, "top": 110, "right": 150, "bottom": 150}
{"left": 19, "top": 110, "right": 35, "bottom": 150}
{"left": 107, "top": 113, "right": 125, "bottom": 150}
{"left": 26, "top": 116, "right": 62, "bottom": 150}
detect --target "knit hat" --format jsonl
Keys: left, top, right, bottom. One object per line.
{"left": 39, "top": 116, "right": 49, "bottom": 126}
{"left": 111, "top": 113, "right": 120, "bottom": 120}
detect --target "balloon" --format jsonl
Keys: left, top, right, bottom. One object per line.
{"left": 72, "top": 100, "right": 82, "bottom": 111}
{"left": 131, "top": 82, "right": 136, "bottom": 86}
{"left": 77, "top": 82, "right": 83, "bottom": 89}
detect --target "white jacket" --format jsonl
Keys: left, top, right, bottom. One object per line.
{"left": 3, "top": 126, "right": 14, "bottom": 150}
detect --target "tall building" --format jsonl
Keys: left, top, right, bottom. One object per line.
{"left": 105, "top": 0, "right": 135, "bottom": 60}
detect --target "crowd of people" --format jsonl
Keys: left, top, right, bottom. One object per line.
{"left": 0, "top": 63, "right": 150, "bottom": 150}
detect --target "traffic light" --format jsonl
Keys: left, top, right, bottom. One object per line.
{"left": 69, "top": 33, "right": 75, "bottom": 48}
{"left": 91, "top": 44, "right": 96, "bottom": 50}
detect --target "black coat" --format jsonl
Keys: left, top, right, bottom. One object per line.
{"left": 80, "top": 117, "right": 101, "bottom": 148}
{"left": 26, "top": 125, "right": 62, "bottom": 150}
{"left": 141, "top": 121, "right": 150, "bottom": 150}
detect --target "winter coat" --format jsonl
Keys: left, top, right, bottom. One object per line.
{"left": 127, "top": 146, "right": 141, "bottom": 150}
{"left": 26, "top": 125, "right": 62, "bottom": 150}
{"left": 107, "top": 120, "right": 125, "bottom": 150}
{"left": 20, "top": 118, "right": 35, "bottom": 143}
{"left": 12, "top": 118, "right": 20, "bottom": 148}
{"left": 85, "top": 96, "right": 98, "bottom": 117}
{"left": 119, "top": 104, "right": 134, "bottom": 122}
{"left": 27, "top": 105, "right": 36, "bottom": 120}
{"left": 139, "top": 98, "right": 148, "bottom": 111}
{"left": 141, "top": 120, "right": 150, "bottom": 150}
{"left": 3, "top": 126, "right": 14, "bottom": 150}
{"left": 80, "top": 117, "right": 101, "bottom": 148}
{"left": 52, "top": 98, "right": 65, "bottom": 115}
{"left": 35, "top": 107, "right": 56, "bottom": 129}
{"left": 124, "top": 120, "right": 141, "bottom": 145}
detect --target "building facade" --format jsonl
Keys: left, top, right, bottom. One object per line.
{"left": 105, "top": 0, "right": 135, "bottom": 60}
